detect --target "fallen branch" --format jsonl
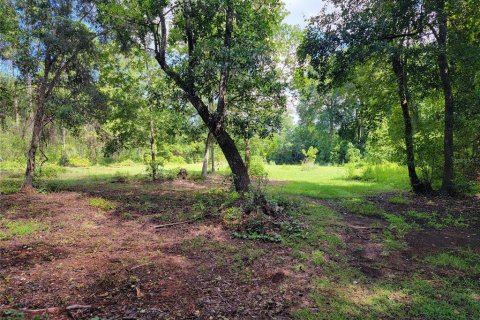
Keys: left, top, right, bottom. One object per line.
{"left": 18, "top": 307, "right": 60, "bottom": 315}
{"left": 66, "top": 304, "right": 92, "bottom": 311}
{"left": 154, "top": 218, "right": 198, "bottom": 229}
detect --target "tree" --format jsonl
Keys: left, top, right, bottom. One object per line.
{"left": 99, "top": 44, "right": 185, "bottom": 180}
{"left": 1, "top": 0, "right": 104, "bottom": 190}
{"left": 300, "top": 0, "right": 433, "bottom": 193}
{"left": 97, "top": 0, "right": 286, "bottom": 192}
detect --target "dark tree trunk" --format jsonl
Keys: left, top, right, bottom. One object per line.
{"left": 149, "top": 113, "right": 157, "bottom": 181}
{"left": 391, "top": 53, "right": 431, "bottom": 194}
{"left": 436, "top": 1, "right": 455, "bottom": 194}
{"left": 23, "top": 95, "right": 45, "bottom": 190}
{"left": 215, "top": 128, "right": 250, "bottom": 191}
{"left": 202, "top": 132, "right": 213, "bottom": 179}
{"left": 245, "top": 137, "right": 251, "bottom": 170}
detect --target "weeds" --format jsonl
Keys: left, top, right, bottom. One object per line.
{"left": 88, "top": 197, "right": 116, "bottom": 211}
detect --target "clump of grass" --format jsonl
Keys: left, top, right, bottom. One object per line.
{"left": 341, "top": 198, "right": 385, "bottom": 218}
{"left": 120, "top": 212, "right": 133, "bottom": 220}
{"left": 232, "top": 246, "right": 265, "bottom": 270}
{"left": 311, "top": 250, "right": 325, "bottom": 266}
{"left": 180, "top": 236, "right": 208, "bottom": 253}
{"left": 88, "top": 197, "right": 116, "bottom": 210}
{"left": 388, "top": 195, "right": 410, "bottom": 205}
{"left": 0, "top": 219, "right": 47, "bottom": 240}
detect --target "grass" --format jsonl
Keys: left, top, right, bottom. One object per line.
{"left": 266, "top": 164, "right": 409, "bottom": 199}
{"left": 425, "top": 249, "right": 480, "bottom": 275}
{"left": 0, "top": 219, "right": 47, "bottom": 240}
{"left": 388, "top": 194, "right": 410, "bottom": 204}
{"left": 88, "top": 197, "right": 116, "bottom": 211}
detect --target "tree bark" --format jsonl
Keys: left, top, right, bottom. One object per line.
{"left": 391, "top": 53, "right": 430, "bottom": 194}
{"left": 215, "top": 127, "right": 250, "bottom": 191}
{"left": 202, "top": 132, "right": 213, "bottom": 179}
{"left": 23, "top": 94, "right": 45, "bottom": 190}
{"left": 211, "top": 142, "right": 215, "bottom": 173}
{"left": 436, "top": 0, "right": 455, "bottom": 194}
{"left": 149, "top": 111, "right": 157, "bottom": 181}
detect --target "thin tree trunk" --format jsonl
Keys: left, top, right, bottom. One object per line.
{"left": 436, "top": 0, "right": 455, "bottom": 194}
{"left": 23, "top": 95, "right": 45, "bottom": 190}
{"left": 149, "top": 113, "right": 157, "bottom": 181}
{"left": 202, "top": 132, "right": 213, "bottom": 179}
{"left": 22, "top": 76, "right": 33, "bottom": 140}
{"left": 61, "top": 126, "right": 66, "bottom": 158}
{"left": 245, "top": 137, "right": 251, "bottom": 170}
{"left": 391, "top": 53, "right": 430, "bottom": 194}
{"left": 211, "top": 142, "right": 215, "bottom": 173}
{"left": 14, "top": 96, "right": 19, "bottom": 128}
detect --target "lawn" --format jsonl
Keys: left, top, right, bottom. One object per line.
{"left": 1, "top": 162, "right": 409, "bottom": 198}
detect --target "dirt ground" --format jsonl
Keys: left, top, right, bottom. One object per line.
{"left": 1, "top": 180, "right": 479, "bottom": 319}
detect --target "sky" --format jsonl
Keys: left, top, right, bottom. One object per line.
{"left": 282, "top": 0, "right": 326, "bottom": 27}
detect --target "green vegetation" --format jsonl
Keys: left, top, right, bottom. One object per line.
{"left": 0, "top": 219, "right": 47, "bottom": 240}
{"left": 88, "top": 197, "right": 116, "bottom": 211}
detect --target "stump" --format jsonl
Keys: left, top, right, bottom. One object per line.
{"left": 177, "top": 168, "right": 188, "bottom": 179}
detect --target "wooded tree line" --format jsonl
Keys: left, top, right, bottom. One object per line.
{"left": 0, "top": 0, "right": 479, "bottom": 195}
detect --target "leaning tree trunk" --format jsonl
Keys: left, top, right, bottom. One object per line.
{"left": 23, "top": 95, "right": 45, "bottom": 190}
{"left": 202, "top": 132, "right": 213, "bottom": 179}
{"left": 436, "top": 1, "right": 455, "bottom": 195}
{"left": 391, "top": 54, "right": 430, "bottom": 194}
{"left": 214, "top": 127, "right": 250, "bottom": 192}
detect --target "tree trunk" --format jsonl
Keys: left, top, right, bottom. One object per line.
{"left": 436, "top": 1, "right": 455, "bottom": 194}
{"left": 211, "top": 142, "right": 215, "bottom": 173}
{"left": 245, "top": 137, "right": 251, "bottom": 170}
{"left": 214, "top": 128, "right": 250, "bottom": 192}
{"left": 22, "top": 76, "right": 34, "bottom": 140}
{"left": 149, "top": 115, "right": 157, "bottom": 181}
{"left": 202, "top": 132, "right": 213, "bottom": 179}
{"left": 23, "top": 95, "right": 45, "bottom": 190}
{"left": 14, "top": 95, "right": 19, "bottom": 128}
{"left": 391, "top": 53, "right": 430, "bottom": 194}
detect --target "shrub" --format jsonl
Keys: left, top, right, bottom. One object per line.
{"left": 248, "top": 155, "right": 267, "bottom": 178}
{"left": 301, "top": 146, "right": 318, "bottom": 170}
{"left": 35, "top": 163, "right": 66, "bottom": 179}
{"left": 68, "top": 157, "right": 91, "bottom": 167}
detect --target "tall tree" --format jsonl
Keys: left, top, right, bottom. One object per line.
{"left": 301, "top": 0, "right": 433, "bottom": 193}
{"left": 2, "top": 0, "right": 103, "bottom": 190}
{"left": 97, "top": 0, "right": 286, "bottom": 192}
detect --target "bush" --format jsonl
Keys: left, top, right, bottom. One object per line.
{"left": 35, "top": 164, "right": 66, "bottom": 179}
{"left": 248, "top": 155, "right": 267, "bottom": 178}
{"left": 301, "top": 146, "right": 318, "bottom": 170}
{"left": 67, "top": 157, "right": 91, "bottom": 167}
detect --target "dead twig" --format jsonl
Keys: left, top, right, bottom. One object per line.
{"left": 154, "top": 218, "right": 198, "bottom": 229}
